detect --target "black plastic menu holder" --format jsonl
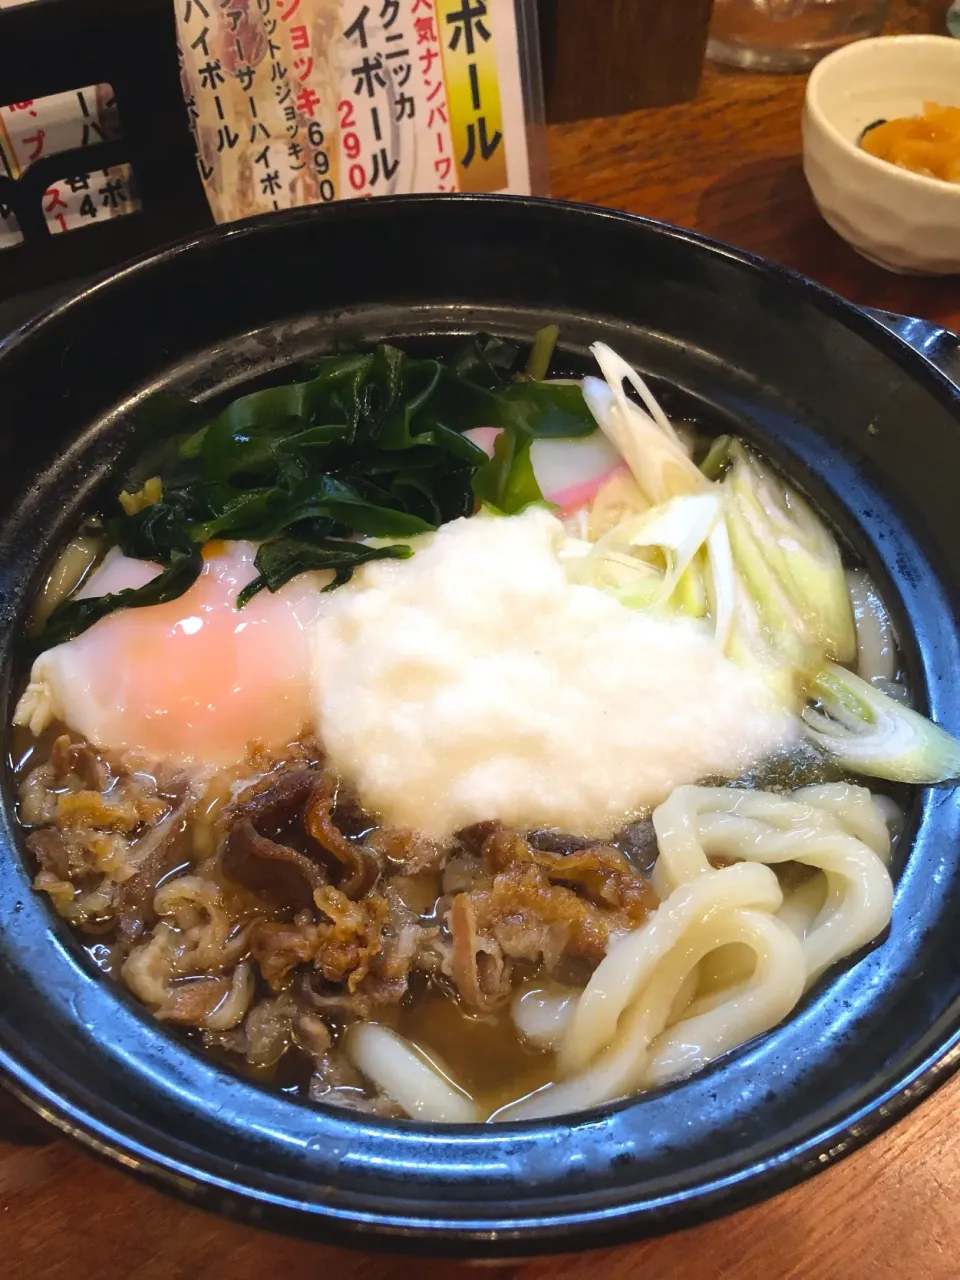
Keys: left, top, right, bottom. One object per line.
{"left": 0, "top": 0, "right": 213, "bottom": 297}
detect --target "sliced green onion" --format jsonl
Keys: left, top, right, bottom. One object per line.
{"left": 525, "top": 324, "right": 560, "bottom": 382}
{"left": 582, "top": 344, "right": 705, "bottom": 506}
{"left": 699, "top": 434, "right": 732, "bottom": 481}
{"left": 627, "top": 493, "right": 722, "bottom": 606}
{"left": 562, "top": 527, "right": 665, "bottom": 607}
{"left": 590, "top": 342, "right": 681, "bottom": 441}
{"left": 724, "top": 474, "right": 808, "bottom": 666}
{"left": 673, "top": 551, "right": 709, "bottom": 619}
{"left": 725, "top": 443, "right": 856, "bottom": 664}
{"left": 802, "top": 663, "right": 960, "bottom": 784}
{"left": 705, "top": 514, "right": 736, "bottom": 650}
{"left": 724, "top": 580, "right": 799, "bottom": 707}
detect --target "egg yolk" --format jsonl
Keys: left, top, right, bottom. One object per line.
{"left": 41, "top": 540, "right": 324, "bottom": 767}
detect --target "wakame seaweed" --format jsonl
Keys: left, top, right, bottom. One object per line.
{"left": 235, "top": 538, "right": 414, "bottom": 609}
{"left": 36, "top": 332, "right": 597, "bottom": 650}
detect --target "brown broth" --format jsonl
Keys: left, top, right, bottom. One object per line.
{"left": 396, "top": 980, "right": 557, "bottom": 1115}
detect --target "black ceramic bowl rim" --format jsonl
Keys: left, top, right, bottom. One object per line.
{"left": 1, "top": 195, "right": 960, "bottom": 1257}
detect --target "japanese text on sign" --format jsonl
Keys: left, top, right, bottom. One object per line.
{"left": 0, "top": 81, "right": 139, "bottom": 248}
{"left": 176, "top": 0, "right": 531, "bottom": 224}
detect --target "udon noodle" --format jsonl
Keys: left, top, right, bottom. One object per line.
{"left": 493, "top": 783, "right": 893, "bottom": 1121}
{"left": 9, "top": 331, "right": 953, "bottom": 1123}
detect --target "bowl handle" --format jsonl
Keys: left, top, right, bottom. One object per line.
{"left": 862, "top": 308, "right": 960, "bottom": 391}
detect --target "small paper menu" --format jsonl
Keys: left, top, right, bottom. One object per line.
{"left": 176, "top": 0, "right": 537, "bottom": 224}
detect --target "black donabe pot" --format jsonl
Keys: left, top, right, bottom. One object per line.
{"left": 0, "top": 196, "right": 959, "bottom": 1257}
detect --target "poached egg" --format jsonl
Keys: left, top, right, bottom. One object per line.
{"left": 17, "top": 540, "right": 325, "bottom": 768}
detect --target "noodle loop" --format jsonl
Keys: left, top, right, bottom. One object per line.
{"left": 500, "top": 784, "right": 894, "bottom": 1120}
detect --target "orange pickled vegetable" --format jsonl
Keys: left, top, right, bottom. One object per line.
{"left": 860, "top": 102, "right": 960, "bottom": 184}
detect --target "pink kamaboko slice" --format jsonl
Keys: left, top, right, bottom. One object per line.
{"left": 463, "top": 427, "right": 629, "bottom": 514}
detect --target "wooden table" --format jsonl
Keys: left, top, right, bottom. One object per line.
{"left": 4, "top": 2, "right": 959, "bottom": 1276}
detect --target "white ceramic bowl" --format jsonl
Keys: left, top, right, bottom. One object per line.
{"left": 803, "top": 35, "right": 960, "bottom": 275}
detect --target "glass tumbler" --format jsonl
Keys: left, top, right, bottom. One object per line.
{"left": 707, "top": 0, "right": 890, "bottom": 72}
